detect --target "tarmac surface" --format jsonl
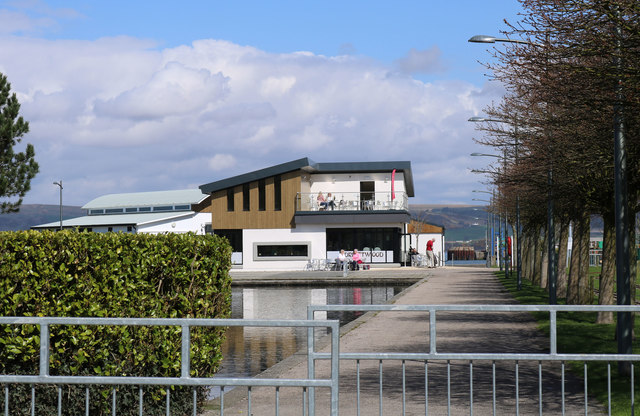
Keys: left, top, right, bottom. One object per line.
{"left": 206, "top": 266, "right": 605, "bottom": 415}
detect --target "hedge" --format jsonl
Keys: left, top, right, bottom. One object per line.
{"left": 0, "top": 230, "right": 232, "bottom": 415}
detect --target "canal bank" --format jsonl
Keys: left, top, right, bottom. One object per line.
{"left": 229, "top": 267, "right": 429, "bottom": 286}
{"left": 207, "top": 267, "right": 602, "bottom": 415}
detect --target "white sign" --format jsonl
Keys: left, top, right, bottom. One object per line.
{"left": 327, "top": 250, "right": 394, "bottom": 263}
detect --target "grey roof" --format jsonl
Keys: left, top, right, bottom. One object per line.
{"left": 82, "top": 189, "right": 207, "bottom": 210}
{"left": 199, "top": 157, "right": 415, "bottom": 196}
{"left": 32, "top": 212, "right": 195, "bottom": 229}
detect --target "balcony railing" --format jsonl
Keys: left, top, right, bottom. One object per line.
{"left": 296, "top": 192, "right": 408, "bottom": 212}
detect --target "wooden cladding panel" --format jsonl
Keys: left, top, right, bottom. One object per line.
{"left": 210, "top": 170, "right": 301, "bottom": 229}
{"left": 408, "top": 221, "right": 443, "bottom": 234}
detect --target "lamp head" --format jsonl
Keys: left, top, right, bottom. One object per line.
{"left": 468, "top": 35, "right": 496, "bottom": 44}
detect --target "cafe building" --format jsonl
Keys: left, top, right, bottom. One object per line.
{"left": 199, "top": 157, "right": 414, "bottom": 270}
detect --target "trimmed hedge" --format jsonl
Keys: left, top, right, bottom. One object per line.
{"left": 0, "top": 230, "right": 232, "bottom": 415}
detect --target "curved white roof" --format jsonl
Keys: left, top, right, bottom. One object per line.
{"left": 82, "top": 189, "right": 207, "bottom": 210}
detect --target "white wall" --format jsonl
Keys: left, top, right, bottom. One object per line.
{"left": 407, "top": 232, "right": 445, "bottom": 267}
{"left": 242, "top": 225, "right": 326, "bottom": 270}
{"left": 308, "top": 172, "right": 406, "bottom": 197}
{"left": 138, "top": 213, "right": 210, "bottom": 235}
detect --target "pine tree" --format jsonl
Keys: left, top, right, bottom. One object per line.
{"left": 0, "top": 72, "right": 39, "bottom": 213}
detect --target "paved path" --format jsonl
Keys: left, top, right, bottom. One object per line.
{"left": 207, "top": 267, "right": 605, "bottom": 415}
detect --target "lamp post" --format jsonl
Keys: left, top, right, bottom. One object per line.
{"left": 468, "top": 35, "right": 554, "bottom": 302}
{"left": 471, "top": 153, "right": 510, "bottom": 277}
{"left": 470, "top": 116, "right": 522, "bottom": 290}
{"left": 53, "top": 180, "right": 63, "bottom": 231}
{"left": 473, "top": 194, "right": 494, "bottom": 268}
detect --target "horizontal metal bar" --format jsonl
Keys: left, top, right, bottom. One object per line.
{"left": 311, "top": 352, "right": 640, "bottom": 361}
{"left": 308, "top": 304, "right": 640, "bottom": 313}
{"left": 0, "top": 376, "right": 334, "bottom": 387}
{"left": 0, "top": 317, "right": 338, "bottom": 328}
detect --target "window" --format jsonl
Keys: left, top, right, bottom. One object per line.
{"left": 226, "top": 188, "right": 234, "bottom": 211}
{"left": 127, "top": 226, "right": 133, "bottom": 232}
{"left": 258, "top": 179, "right": 266, "bottom": 211}
{"left": 153, "top": 206, "right": 172, "bottom": 212}
{"left": 125, "top": 207, "right": 137, "bottom": 213}
{"left": 274, "top": 175, "right": 282, "bottom": 211}
{"left": 174, "top": 205, "right": 190, "bottom": 211}
{"left": 139, "top": 207, "right": 151, "bottom": 212}
{"left": 105, "top": 208, "right": 123, "bottom": 214}
{"left": 253, "top": 242, "right": 310, "bottom": 261}
{"left": 89, "top": 209, "right": 104, "bottom": 215}
{"left": 214, "top": 229, "right": 243, "bottom": 252}
{"left": 243, "top": 183, "right": 250, "bottom": 211}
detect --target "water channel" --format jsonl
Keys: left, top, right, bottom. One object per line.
{"left": 215, "top": 283, "right": 410, "bottom": 380}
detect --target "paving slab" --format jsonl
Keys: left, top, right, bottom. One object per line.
{"left": 206, "top": 267, "right": 605, "bottom": 415}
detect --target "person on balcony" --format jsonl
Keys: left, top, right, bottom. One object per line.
{"left": 317, "top": 192, "right": 327, "bottom": 210}
{"left": 326, "top": 192, "right": 336, "bottom": 210}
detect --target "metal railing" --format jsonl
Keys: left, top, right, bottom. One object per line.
{"left": 0, "top": 316, "right": 340, "bottom": 416}
{"left": 296, "top": 192, "right": 408, "bottom": 212}
{"left": 308, "top": 304, "right": 640, "bottom": 416}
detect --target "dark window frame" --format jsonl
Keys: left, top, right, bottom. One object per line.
{"left": 243, "top": 183, "right": 250, "bottom": 211}
{"left": 274, "top": 175, "right": 282, "bottom": 211}
{"left": 253, "top": 242, "right": 311, "bottom": 261}
{"left": 226, "top": 188, "right": 235, "bottom": 212}
{"left": 258, "top": 179, "right": 266, "bottom": 211}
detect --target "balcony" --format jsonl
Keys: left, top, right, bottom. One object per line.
{"left": 296, "top": 192, "right": 408, "bottom": 212}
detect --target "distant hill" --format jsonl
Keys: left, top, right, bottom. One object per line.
{"left": 0, "top": 204, "right": 85, "bottom": 231}
{"left": 409, "top": 204, "right": 487, "bottom": 240}
{"left": 1, "top": 203, "right": 486, "bottom": 236}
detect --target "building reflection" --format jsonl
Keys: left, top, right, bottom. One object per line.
{"left": 217, "top": 285, "right": 404, "bottom": 379}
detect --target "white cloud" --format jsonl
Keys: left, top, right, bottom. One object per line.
{"left": 93, "top": 62, "right": 229, "bottom": 120}
{"left": 0, "top": 33, "right": 502, "bottom": 205}
{"left": 395, "top": 46, "right": 447, "bottom": 75}
{"left": 208, "top": 154, "right": 237, "bottom": 171}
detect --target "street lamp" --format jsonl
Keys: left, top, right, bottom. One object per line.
{"left": 468, "top": 35, "right": 554, "bottom": 302}
{"left": 471, "top": 152, "right": 510, "bottom": 277}
{"left": 53, "top": 180, "right": 63, "bottom": 231}
{"left": 470, "top": 117, "right": 523, "bottom": 291}
{"left": 473, "top": 191, "right": 494, "bottom": 268}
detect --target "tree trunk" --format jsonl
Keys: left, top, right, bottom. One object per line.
{"left": 557, "top": 217, "right": 570, "bottom": 299}
{"left": 597, "top": 211, "right": 615, "bottom": 323}
{"left": 577, "top": 214, "right": 591, "bottom": 304}
{"left": 522, "top": 228, "right": 531, "bottom": 282}
{"left": 540, "top": 225, "right": 549, "bottom": 289}
{"left": 567, "top": 216, "right": 584, "bottom": 305}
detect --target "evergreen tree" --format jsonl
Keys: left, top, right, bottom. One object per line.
{"left": 0, "top": 72, "right": 39, "bottom": 213}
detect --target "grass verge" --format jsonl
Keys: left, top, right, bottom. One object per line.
{"left": 497, "top": 271, "right": 639, "bottom": 416}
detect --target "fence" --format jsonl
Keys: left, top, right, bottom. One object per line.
{"left": 0, "top": 316, "right": 340, "bottom": 416}
{"left": 308, "top": 304, "right": 640, "bottom": 416}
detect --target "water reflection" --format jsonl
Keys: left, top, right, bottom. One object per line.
{"left": 216, "top": 284, "right": 407, "bottom": 379}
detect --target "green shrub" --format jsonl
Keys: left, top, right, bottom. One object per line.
{"left": 0, "top": 230, "right": 232, "bottom": 415}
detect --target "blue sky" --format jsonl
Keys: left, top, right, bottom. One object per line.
{"left": 0, "top": 0, "right": 526, "bottom": 207}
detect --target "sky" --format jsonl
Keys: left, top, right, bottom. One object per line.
{"left": 0, "top": 0, "right": 526, "bottom": 207}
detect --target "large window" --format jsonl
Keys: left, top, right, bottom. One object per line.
{"left": 226, "top": 188, "right": 234, "bottom": 212}
{"left": 258, "top": 179, "right": 266, "bottom": 211}
{"left": 326, "top": 228, "right": 399, "bottom": 252}
{"left": 274, "top": 175, "right": 282, "bottom": 211}
{"left": 253, "top": 242, "right": 310, "bottom": 261}
{"left": 243, "top": 184, "right": 250, "bottom": 211}
{"left": 214, "top": 229, "right": 243, "bottom": 252}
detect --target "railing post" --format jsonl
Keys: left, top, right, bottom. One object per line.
{"left": 40, "top": 323, "right": 50, "bottom": 377}
{"left": 549, "top": 310, "right": 557, "bottom": 356}
{"left": 429, "top": 309, "right": 437, "bottom": 354}
{"left": 307, "top": 307, "right": 316, "bottom": 416}
{"left": 181, "top": 325, "right": 190, "bottom": 378}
